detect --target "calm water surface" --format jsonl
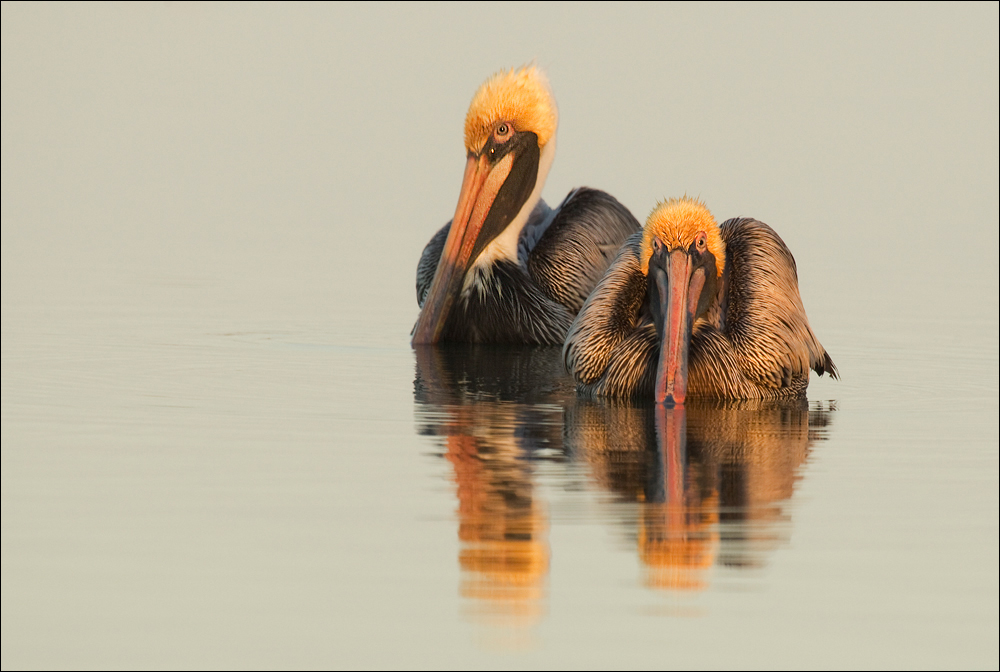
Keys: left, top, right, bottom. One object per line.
{"left": 2, "top": 4, "right": 997, "bottom": 668}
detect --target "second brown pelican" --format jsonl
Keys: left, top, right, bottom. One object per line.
{"left": 564, "top": 198, "right": 838, "bottom": 403}
{"left": 412, "top": 66, "right": 639, "bottom": 345}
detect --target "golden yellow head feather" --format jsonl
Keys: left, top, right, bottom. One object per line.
{"left": 640, "top": 197, "right": 726, "bottom": 277}
{"left": 464, "top": 65, "right": 557, "bottom": 154}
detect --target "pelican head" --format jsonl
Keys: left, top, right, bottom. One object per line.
{"left": 412, "top": 66, "right": 558, "bottom": 344}
{"left": 641, "top": 198, "right": 725, "bottom": 405}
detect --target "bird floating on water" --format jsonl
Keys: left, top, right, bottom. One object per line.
{"left": 412, "top": 66, "right": 639, "bottom": 345}
{"left": 563, "top": 197, "right": 838, "bottom": 403}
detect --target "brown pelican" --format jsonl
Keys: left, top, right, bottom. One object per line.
{"left": 563, "top": 198, "right": 838, "bottom": 403}
{"left": 412, "top": 66, "right": 639, "bottom": 345}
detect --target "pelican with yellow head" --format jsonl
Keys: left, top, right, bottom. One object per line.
{"left": 563, "top": 198, "right": 838, "bottom": 402}
{"left": 413, "top": 66, "right": 639, "bottom": 345}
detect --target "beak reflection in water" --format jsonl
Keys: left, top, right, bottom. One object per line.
{"left": 414, "top": 346, "right": 836, "bottom": 640}
{"left": 565, "top": 398, "right": 835, "bottom": 591}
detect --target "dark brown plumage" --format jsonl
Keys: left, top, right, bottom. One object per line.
{"left": 416, "top": 189, "right": 639, "bottom": 344}
{"left": 563, "top": 198, "right": 837, "bottom": 401}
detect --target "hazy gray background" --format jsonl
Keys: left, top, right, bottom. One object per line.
{"left": 2, "top": 3, "right": 997, "bottom": 668}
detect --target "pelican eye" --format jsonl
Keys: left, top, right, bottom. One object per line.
{"left": 494, "top": 122, "right": 513, "bottom": 142}
{"left": 696, "top": 233, "right": 707, "bottom": 251}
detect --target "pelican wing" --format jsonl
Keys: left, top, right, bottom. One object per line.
{"left": 527, "top": 188, "right": 640, "bottom": 315}
{"left": 563, "top": 231, "right": 647, "bottom": 387}
{"left": 416, "top": 221, "right": 450, "bottom": 307}
{"left": 719, "top": 218, "right": 838, "bottom": 390}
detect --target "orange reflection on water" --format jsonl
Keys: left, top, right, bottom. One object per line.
{"left": 446, "top": 427, "right": 548, "bottom": 626}
{"left": 414, "top": 346, "right": 566, "bottom": 633}
{"left": 415, "top": 345, "right": 835, "bottom": 611}
{"left": 569, "top": 399, "right": 831, "bottom": 591}
{"left": 638, "top": 495, "right": 719, "bottom": 591}
{"left": 639, "top": 406, "right": 718, "bottom": 591}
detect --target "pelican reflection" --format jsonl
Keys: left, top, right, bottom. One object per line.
{"left": 414, "top": 344, "right": 835, "bottom": 606}
{"left": 565, "top": 399, "right": 834, "bottom": 590}
{"left": 414, "top": 345, "right": 573, "bottom": 633}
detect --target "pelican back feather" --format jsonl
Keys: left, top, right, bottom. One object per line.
{"left": 416, "top": 221, "right": 450, "bottom": 306}
{"left": 563, "top": 232, "right": 648, "bottom": 388}
{"left": 709, "top": 217, "right": 838, "bottom": 393}
{"left": 528, "top": 188, "right": 641, "bottom": 315}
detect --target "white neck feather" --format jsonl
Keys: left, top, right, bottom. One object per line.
{"left": 468, "top": 135, "right": 557, "bottom": 274}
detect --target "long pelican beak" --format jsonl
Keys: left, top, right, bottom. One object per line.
{"left": 650, "top": 249, "right": 706, "bottom": 405}
{"left": 413, "top": 126, "right": 543, "bottom": 345}
{"left": 412, "top": 153, "right": 517, "bottom": 344}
